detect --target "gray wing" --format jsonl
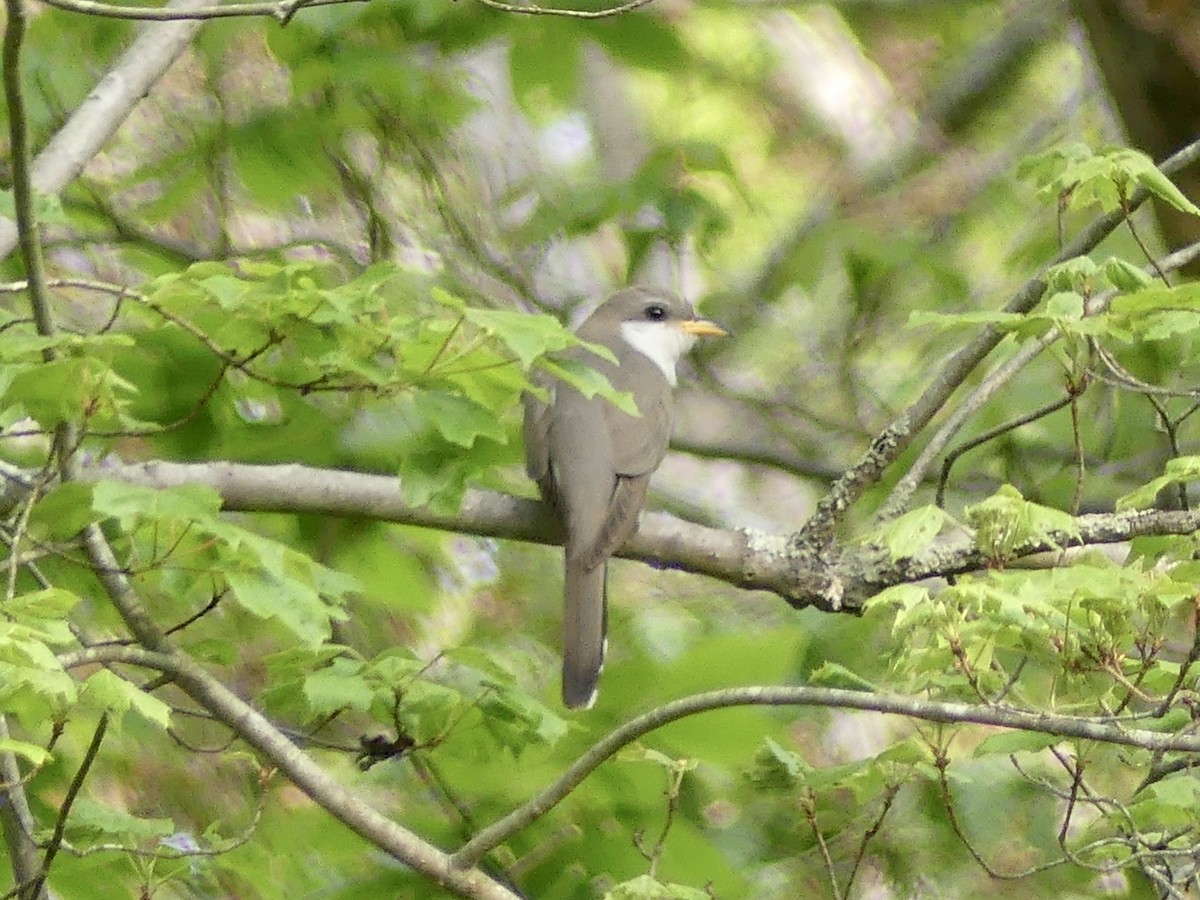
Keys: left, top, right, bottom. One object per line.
{"left": 579, "top": 475, "right": 649, "bottom": 571}
{"left": 542, "top": 386, "right": 619, "bottom": 554}
{"left": 522, "top": 378, "right": 554, "bottom": 492}
{"left": 604, "top": 358, "right": 673, "bottom": 478}
{"left": 605, "top": 398, "right": 670, "bottom": 477}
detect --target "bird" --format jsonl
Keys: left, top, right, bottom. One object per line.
{"left": 523, "top": 286, "right": 727, "bottom": 709}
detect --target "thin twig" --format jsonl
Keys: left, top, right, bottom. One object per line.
{"left": 802, "top": 788, "right": 843, "bottom": 900}
{"left": 863, "top": 145, "right": 1200, "bottom": 524}
{"left": 36, "top": 0, "right": 362, "bottom": 21}
{"left": 844, "top": 782, "right": 899, "bottom": 897}
{"left": 472, "top": 0, "right": 657, "bottom": 17}
{"left": 936, "top": 393, "right": 1074, "bottom": 508}
{"left": 1124, "top": 195, "right": 1170, "bottom": 286}
{"left": 933, "top": 741, "right": 1033, "bottom": 879}
{"left": 26, "top": 715, "right": 109, "bottom": 897}
{"left": 1147, "top": 396, "right": 1189, "bottom": 510}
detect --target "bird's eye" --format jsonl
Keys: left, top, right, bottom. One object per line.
{"left": 644, "top": 304, "right": 667, "bottom": 321}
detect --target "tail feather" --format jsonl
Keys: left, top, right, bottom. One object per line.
{"left": 562, "top": 559, "right": 606, "bottom": 709}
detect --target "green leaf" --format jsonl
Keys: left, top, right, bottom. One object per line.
{"left": 1018, "top": 144, "right": 1193, "bottom": 214}
{"left": 1117, "top": 148, "right": 1200, "bottom": 215}
{"left": 461, "top": 308, "right": 577, "bottom": 369}
{"left": 606, "top": 875, "right": 711, "bottom": 900}
{"left": 1103, "top": 257, "right": 1153, "bottom": 292}
{"left": 3, "top": 588, "right": 80, "bottom": 646}
{"left": 80, "top": 669, "right": 172, "bottom": 730}
{"left": 1129, "top": 778, "right": 1200, "bottom": 830}
{"left": 966, "top": 485, "right": 1081, "bottom": 563}
{"left": 1139, "top": 310, "right": 1200, "bottom": 341}
{"left": 304, "top": 659, "right": 375, "bottom": 716}
{"left": 91, "top": 480, "right": 222, "bottom": 530}
{"left": 1043, "top": 256, "right": 1099, "bottom": 293}
{"left": 4, "top": 587, "right": 81, "bottom": 622}
{"left": 1110, "top": 283, "right": 1200, "bottom": 316}
{"left": 537, "top": 356, "right": 639, "bottom": 416}
{"left": 1140, "top": 708, "right": 1192, "bottom": 734}
{"left": 1117, "top": 456, "right": 1200, "bottom": 511}
{"left": 196, "top": 273, "right": 253, "bottom": 309}
{"left": 410, "top": 390, "right": 507, "bottom": 449}
{"left": 204, "top": 520, "right": 357, "bottom": 646}
{"left": 746, "top": 736, "right": 807, "bottom": 790}
{"left": 1045, "top": 291, "right": 1084, "bottom": 319}
{"left": 2, "top": 357, "right": 135, "bottom": 428}
{"left": 223, "top": 562, "right": 337, "bottom": 647}
{"left": 0, "top": 626, "right": 78, "bottom": 713}
{"left": 476, "top": 687, "right": 568, "bottom": 755}
{"left": 973, "top": 730, "right": 1061, "bottom": 756}
{"left": 0, "top": 737, "right": 50, "bottom": 766}
{"left": 28, "top": 482, "right": 96, "bottom": 540}
{"left": 871, "top": 505, "right": 949, "bottom": 561}
{"left": 65, "top": 798, "right": 174, "bottom": 844}
{"left": 864, "top": 583, "right": 930, "bottom": 616}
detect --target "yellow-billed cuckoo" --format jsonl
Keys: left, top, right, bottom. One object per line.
{"left": 523, "top": 287, "right": 727, "bottom": 709}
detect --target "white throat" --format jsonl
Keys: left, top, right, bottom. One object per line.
{"left": 620, "top": 321, "right": 695, "bottom": 386}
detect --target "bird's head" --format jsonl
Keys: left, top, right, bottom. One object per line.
{"left": 579, "top": 287, "right": 727, "bottom": 385}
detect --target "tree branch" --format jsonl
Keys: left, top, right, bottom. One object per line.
{"left": 449, "top": 683, "right": 1200, "bottom": 869}
{"left": 30, "top": 0, "right": 654, "bottom": 22}
{"left": 58, "top": 646, "right": 520, "bottom": 899}
{"left": 62, "top": 646, "right": 1200, "bottom": 880}
{"left": 799, "top": 135, "right": 1200, "bottom": 543}
{"left": 0, "top": 717, "right": 46, "bottom": 900}
{"left": 882, "top": 233, "right": 1200, "bottom": 518}
{"left": 35, "top": 0, "right": 363, "bottom": 20}
{"left": 471, "top": 0, "right": 657, "bottom": 17}
{"left": 0, "top": 0, "right": 212, "bottom": 262}
{"left": 15, "top": 460, "right": 1196, "bottom": 613}
{"left": 62, "top": 459, "right": 840, "bottom": 607}
{"left": 1, "top": 0, "right": 54, "bottom": 892}
{"left": 26, "top": 715, "right": 109, "bottom": 898}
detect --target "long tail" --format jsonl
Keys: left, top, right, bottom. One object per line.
{"left": 562, "top": 559, "right": 606, "bottom": 709}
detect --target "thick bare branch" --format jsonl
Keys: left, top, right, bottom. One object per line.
{"left": 29, "top": 460, "right": 1200, "bottom": 613}
{"left": 61, "top": 459, "right": 838, "bottom": 606}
